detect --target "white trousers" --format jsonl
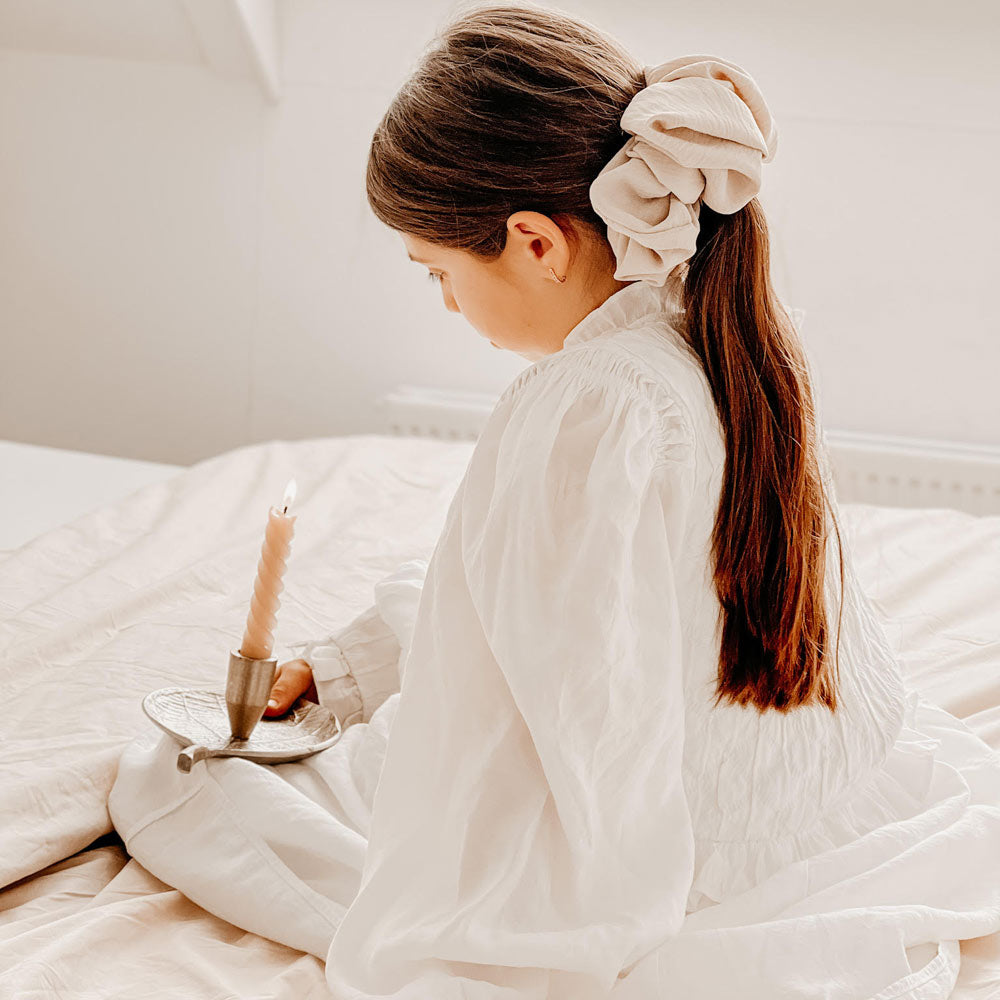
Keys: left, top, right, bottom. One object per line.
{"left": 108, "top": 688, "right": 401, "bottom": 961}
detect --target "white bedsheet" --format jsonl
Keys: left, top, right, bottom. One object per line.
{"left": 1, "top": 435, "right": 998, "bottom": 998}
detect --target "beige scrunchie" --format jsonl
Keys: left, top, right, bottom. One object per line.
{"left": 589, "top": 54, "right": 779, "bottom": 291}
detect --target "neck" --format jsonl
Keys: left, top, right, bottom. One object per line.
{"left": 551, "top": 265, "right": 632, "bottom": 353}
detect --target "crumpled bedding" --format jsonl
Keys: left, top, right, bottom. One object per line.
{"left": 1, "top": 435, "right": 998, "bottom": 998}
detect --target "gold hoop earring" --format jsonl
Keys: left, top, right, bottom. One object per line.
{"left": 548, "top": 266, "right": 567, "bottom": 284}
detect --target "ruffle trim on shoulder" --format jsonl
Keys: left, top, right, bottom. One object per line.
{"left": 496, "top": 343, "right": 696, "bottom": 471}
{"left": 685, "top": 688, "right": 950, "bottom": 914}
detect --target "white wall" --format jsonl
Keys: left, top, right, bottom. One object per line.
{"left": 1, "top": 0, "right": 997, "bottom": 466}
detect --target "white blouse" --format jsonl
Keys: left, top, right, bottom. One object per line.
{"left": 298, "top": 279, "right": 1000, "bottom": 999}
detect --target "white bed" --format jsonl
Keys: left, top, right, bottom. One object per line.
{"left": 0, "top": 439, "right": 183, "bottom": 554}
{"left": 0, "top": 435, "right": 998, "bottom": 998}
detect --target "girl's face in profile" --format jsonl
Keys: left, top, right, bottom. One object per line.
{"left": 400, "top": 213, "right": 626, "bottom": 362}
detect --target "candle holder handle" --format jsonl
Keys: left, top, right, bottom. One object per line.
{"left": 226, "top": 648, "right": 277, "bottom": 741}
{"left": 177, "top": 744, "right": 212, "bottom": 772}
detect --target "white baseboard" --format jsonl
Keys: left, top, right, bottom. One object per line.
{"left": 377, "top": 386, "right": 1000, "bottom": 517}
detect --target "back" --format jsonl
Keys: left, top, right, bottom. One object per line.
{"left": 563, "top": 290, "right": 910, "bottom": 912}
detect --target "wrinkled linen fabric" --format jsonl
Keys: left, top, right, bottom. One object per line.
{"left": 107, "top": 279, "right": 1000, "bottom": 999}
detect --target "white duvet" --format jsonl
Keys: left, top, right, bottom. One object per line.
{"left": 2, "top": 433, "right": 1000, "bottom": 999}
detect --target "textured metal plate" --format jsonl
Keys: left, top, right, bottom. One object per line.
{"left": 142, "top": 686, "right": 342, "bottom": 764}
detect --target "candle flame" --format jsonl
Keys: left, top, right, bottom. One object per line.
{"left": 282, "top": 478, "right": 298, "bottom": 513}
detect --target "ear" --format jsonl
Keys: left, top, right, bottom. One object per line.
{"left": 505, "top": 211, "right": 572, "bottom": 281}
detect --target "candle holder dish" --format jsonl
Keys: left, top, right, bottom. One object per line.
{"left": 142, "top": 682, "right": 342, "bottom": 774}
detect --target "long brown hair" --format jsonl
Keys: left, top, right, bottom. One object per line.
{"left": 365, "top": 0, "right": 846, "bottom": 714}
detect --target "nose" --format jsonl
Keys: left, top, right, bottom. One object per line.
{"left": 443, "top": 288, "right": 460, "bottom": 313}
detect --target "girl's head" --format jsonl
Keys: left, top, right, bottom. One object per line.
{"left": 368, "top": 1, "right": 846, "bottom": 715}
{"left": 368, "top": 3, "right": 645, "bottom": 360}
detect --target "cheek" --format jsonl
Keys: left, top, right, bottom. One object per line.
{"left": 456, "top": 280, "right": 515, "bottom": 335}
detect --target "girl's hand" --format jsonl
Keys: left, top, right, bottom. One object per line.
{"left": 264, "top": 658, "right": 318, "bottom": 716}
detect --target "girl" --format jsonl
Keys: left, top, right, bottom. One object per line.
{"left": 109, "top": 3, "right": 1000, "bottom": 997}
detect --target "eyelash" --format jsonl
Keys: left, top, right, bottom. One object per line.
{"left": 426, "top": 272, "right": 443, "bottom": 284}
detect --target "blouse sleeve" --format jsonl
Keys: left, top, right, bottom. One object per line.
{"left": 286, "top": 558, "right": 428, "bottom": 727}
{"left": 324, "top": 355, "right": 698, "bottom": 1000}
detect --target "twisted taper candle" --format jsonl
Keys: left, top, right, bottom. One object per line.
{"left": 239, "top": 479, "right": 297, "bottom": 661}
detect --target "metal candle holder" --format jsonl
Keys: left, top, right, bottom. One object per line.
{"left": 143, "top": 647, "right": 342, "bottom": 774}
{"left": 225, "top": 647, "right": 277, "bottom": 740}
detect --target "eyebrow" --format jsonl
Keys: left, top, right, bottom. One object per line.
{"left": 406, "top": 252, "right": 433, "bottom": 264}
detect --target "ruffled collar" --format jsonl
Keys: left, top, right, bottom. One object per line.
{"left": 562, "top": 278, "right": 686, "bottom": 350}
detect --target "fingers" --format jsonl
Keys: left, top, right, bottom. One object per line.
{"left": 264, "top": 659, "right": 313, "bottom": 716}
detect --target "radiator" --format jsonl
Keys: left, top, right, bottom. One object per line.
{"left": 377, "top": 385, "right": 1000, "bottom": 517}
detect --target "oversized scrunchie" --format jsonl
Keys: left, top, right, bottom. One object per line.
{"left": 589, "top": 54, "right": 779, "bottom": 291}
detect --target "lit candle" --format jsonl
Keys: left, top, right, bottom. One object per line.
{"left": 239, "top": 478, "right": 297, "bottom": 661}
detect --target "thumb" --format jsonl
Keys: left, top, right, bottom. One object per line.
{"left": 264, "top": 685, "right": 292, "bottom": 715}
{"left": 264, "top": 661, "right": 310, "bottom": 716}
{"left": 265, "top": 673, "right": 296, "bottom": 715}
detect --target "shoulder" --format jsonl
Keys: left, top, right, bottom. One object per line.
{"left": 490, "top": 340, "right": 697, "bottom": 471}
{"left": 456, "top": 339, "right": 701, "bottom": 544}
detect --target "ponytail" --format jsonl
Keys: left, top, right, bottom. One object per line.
{"left": 681, "top": 199, "right": 845, "bottom": 713}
